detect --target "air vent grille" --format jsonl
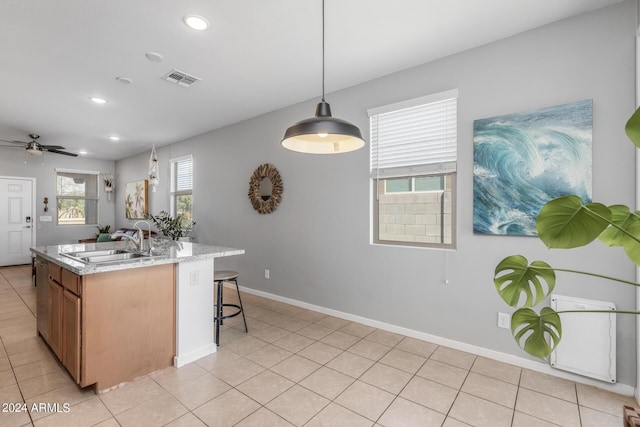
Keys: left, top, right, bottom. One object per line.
{"left": 162, "top": 69, "right": 201, "bottom": 87}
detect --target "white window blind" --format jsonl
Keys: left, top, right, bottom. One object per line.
{"left": 172, "top": 156, "right": 193, "bottom": 193}
{"left": 368, "top": 89, "right": 458, "bottom": 179}
{"left": 55, "top": 170, "right": 98, "bottom": 198}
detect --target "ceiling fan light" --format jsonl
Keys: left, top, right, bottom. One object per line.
{"left": 282, "top": 101, "right": 364, "bottom": 154}
{"left": 26, "top": 147, "right": 43, "bottom": 155}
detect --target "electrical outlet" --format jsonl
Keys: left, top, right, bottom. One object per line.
{"left": 497, "top": 312, "right": 510, "bottom": 329}
{"left": 265, "top": 269, "right": 270, "bottom": 279}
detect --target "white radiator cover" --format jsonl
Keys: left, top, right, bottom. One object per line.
{"left": 550, "top": 294, "right": 616, "bottom": 383}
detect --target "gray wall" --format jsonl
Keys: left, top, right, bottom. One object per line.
{"left": 116, "top": 1, "right": 636, "bottom": 386}
{"left": 0, "top": 149, "right": 116, "bottom": 246}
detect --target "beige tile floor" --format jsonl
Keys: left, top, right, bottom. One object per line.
{"left": 0, "top": 264, "right": 637, "bottom": 427}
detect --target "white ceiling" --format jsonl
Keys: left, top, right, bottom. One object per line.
{"left": 0, "top": 0, "right": 624, "bottom": 161}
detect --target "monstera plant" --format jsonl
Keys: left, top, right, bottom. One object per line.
{"left": 493, "top": 107, "right": 640, "bottom": 359}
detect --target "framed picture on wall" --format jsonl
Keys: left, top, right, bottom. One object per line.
{"left": 473, "top": 99, "right": 593, "bottom": 236}
{"left": 125, "top": 180, "right": 148, "bottom": 219}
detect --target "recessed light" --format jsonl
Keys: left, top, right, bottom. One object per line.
{"left": 115, "top": 76, "right": 133, "bottom": 84}
{"left": 183, "top": 14, "right": 210, "bottom": 31}
{"left": 145, "top": 52, "right": 164, "bottom": 62}
{"left": 109, "top": 135, "right": 120, "bottom": 141}
{"left": 90, "top": 97, "right": 107, "bottom": 104}
{"left": 78, "top": 150, "right": 88, "bottom": 155}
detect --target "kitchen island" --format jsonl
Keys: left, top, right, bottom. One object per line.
{"left": 31, "top": 240, "right": 244, "bottom": 393}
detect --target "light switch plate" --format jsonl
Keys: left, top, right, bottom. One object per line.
{"left": 190, "top": 270, "right": 199, "bottom": 286}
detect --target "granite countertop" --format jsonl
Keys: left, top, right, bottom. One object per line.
{"left": 31, "top": 240, "right": 244, "bottom": 275}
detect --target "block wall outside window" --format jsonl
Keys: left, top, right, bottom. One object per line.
{"left": 376, "top": 174, "right": 454, "bottom": 245}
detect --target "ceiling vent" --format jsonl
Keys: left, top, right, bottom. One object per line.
{"left": 162, "top": 69, "right": 201, "bottom": 87}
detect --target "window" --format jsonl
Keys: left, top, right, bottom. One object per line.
{"left": 56, "top": 169, "right": 99, "bottom": 225}
{"left": 385, "top": 176, "right": 444, "bottom": 194}
{"left": 369, "top": 89, "right": 457, "bottom": 248}
{"left": 170, "top": 155, "right": 193, "bottom": 227}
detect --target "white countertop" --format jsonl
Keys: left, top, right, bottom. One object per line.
{"left": 31, "top": 240, "right": 244, "bottom": 275}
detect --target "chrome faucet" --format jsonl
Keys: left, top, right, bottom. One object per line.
{"left": 109, "top": 220, "right": 153, "bottom": 253}
{"left": 109, "top": 230, "right": 142, "bottom": 252}
{"left": 133, "top": 220, "right": 153, "bottom": 253}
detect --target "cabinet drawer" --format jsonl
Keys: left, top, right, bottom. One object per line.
{"left": 48, "top": 263, "right": 62, "bottom": 283}
{"left": 61, "top": 269, "right": 81, "bottom": 296}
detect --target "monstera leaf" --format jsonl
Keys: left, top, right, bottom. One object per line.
{"left": 625, "top": 106, "right": 640, "bottom": 148}
{"left": 494, "top": 255, "right": 555, "bottom": 308}
{"left": 598, "top": 205, "right": 640, "bottom": 266}
{"left": 536, "top": 195, "right": 611, "bottom": 249}
{"left": 599, "top": 205, "right": 635, "bottom": 247}
{"left": 511, "top": 307, "right": 562, "bottom": 359}
{"left": 621, "top": 217, "right": 640, "bottom": 267}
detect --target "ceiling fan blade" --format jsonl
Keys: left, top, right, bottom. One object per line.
{"left": 46, "top": 148, "right": 78, "bottom": 157}
{"left": 0, "top": 139, "right": 27, "bottom": 145}
{"left": 0, "top": 144, "right": 25, "bottom": 148}
{"left": 41, "top": 144, "right": 66, "bottom": 150}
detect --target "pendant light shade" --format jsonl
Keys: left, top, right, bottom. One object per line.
{"left": 282, "top": 101, "right": 364, "bottom": 154}
{"left": 281, "top": 0, "right": 365, "bottom": 154}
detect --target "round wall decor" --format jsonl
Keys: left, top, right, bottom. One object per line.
{"left": 248, "top": 163, "right": 283, "bottom": 214}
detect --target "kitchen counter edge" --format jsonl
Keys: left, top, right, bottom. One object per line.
{"left": 30, "top": 241, "right": 244, "bottom": 275}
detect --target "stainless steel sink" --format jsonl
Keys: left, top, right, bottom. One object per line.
{"left": 61, "top": 249, "right": 163, "bottom": 264}
{"left": 63, "top": 249, "right": 128, "bottom": 258}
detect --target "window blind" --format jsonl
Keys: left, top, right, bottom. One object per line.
{"left": 172, "top": 156, "right": 193, "bottom": 193}
{"left": 56, "top": 171, "right": 98, "bottom": 198}
{"left": 369, "top": 89, "right": 458, "bottom": 179}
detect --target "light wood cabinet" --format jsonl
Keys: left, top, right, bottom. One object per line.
{"left": 62, "top": 289, "right": 81, "bottom": 381}
{"left": 40, "top": 262, "right": 175, "bottom": 392}
{"left": 35, "top": 257, "right": 49, "bottom": 342}
{"left": 81, "top": 264, "right": 175, "bottom": 390}
{"left": 47, "top": 263, "right": 82, "bottom": 383}
{"left": 48, "top": 278, "right": 63, "bottom": 360}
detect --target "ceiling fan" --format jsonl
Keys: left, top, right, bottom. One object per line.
{"left": 0, "top": 134, "right": 77, "bottom": 157}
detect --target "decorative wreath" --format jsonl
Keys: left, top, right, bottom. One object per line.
{"left": 248, "top": 163, "right": 283, "bottom": 214}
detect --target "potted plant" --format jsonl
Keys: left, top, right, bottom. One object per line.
{"left": 101, "top": 173, "right": 114, "bottom": 190}
{"left": 493, "top": 107, "right": 640, "bottom": 359}
{"left": 147, "top": 211, "right": 196, "bottom": 241}
{"left": 95, "top": 224, "right": 113, "bottom": 242}
{"left": 101, "top": 172, "right": 115, "bottom": 201}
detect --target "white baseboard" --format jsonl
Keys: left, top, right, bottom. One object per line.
{"left": 174, "top": 343, "right": 216, "bottom": 368}
{"left": 238, "top": 285, "right": 636, "bottom": 397}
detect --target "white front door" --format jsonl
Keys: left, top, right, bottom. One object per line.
{"left": 0, "top": 176, "right": 35, "bottom": 266}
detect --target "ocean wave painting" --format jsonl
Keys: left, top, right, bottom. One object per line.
{"left": 473, "top": 99, "right": 592, "bottom": 236}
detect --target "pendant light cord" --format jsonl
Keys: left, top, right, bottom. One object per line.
{"left": 321, "top": 0, "right": 325, "bottom": 102}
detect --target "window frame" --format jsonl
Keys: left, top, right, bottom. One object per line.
{"left": 169, "top": 155, "right": 194, "bottom": 224}
{"left": 368, "top": 89, "right": 458, "bottom": 249}
{"left": 372, "top": 173, "right": 456, "bottom": 249}
{"left": 55, "top": 168, "right": 100, "bottom": 226}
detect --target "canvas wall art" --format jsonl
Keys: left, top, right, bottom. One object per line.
{"left": 473, "top": 99, "right": 593, "bottom": 236}
{"left": 125, "top": 179, "right": 148, "bottom": 219}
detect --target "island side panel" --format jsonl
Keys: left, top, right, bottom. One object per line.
{"left": 81, "top": 263, "right": 176, "bottom": 391}
{"left": 174, "top": 258, "right": 215, "bottom": 367}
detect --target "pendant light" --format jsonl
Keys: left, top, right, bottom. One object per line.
{"left": 281, "top": 0, "right": 365, "bottom": 154}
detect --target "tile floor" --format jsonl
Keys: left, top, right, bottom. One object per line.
{"left": 0, "top": 264, "right": 637, "bottom": 426}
